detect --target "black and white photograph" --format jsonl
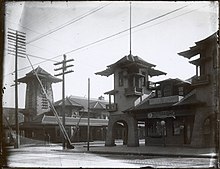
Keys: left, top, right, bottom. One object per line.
{"left": 1, "top": 1, "right": 219, "bottom": 168}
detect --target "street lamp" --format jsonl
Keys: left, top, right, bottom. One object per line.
{"left": 161, "top": 120, "right": 166, "bottom": 147}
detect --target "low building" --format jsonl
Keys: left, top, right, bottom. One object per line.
{"left": 126, "top": 78, "right": 203, "bottom": 146}
{"left": 3, "top": 107, "right": 24, "bottom": 144}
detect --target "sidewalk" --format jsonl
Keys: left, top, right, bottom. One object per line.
{"left": 58, "top": 141, "right": 217, "bottom": 159}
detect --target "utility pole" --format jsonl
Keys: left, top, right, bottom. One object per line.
{"left": 7, "top": 28, "right": 26, "bottom": 149}
{"left": 54, "top": 54, "right": 74, "bottom": 149}
{"left": 87, "top": 78, "right": 90, "bottom": 151}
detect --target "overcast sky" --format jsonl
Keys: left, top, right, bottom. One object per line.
{"left": 3, "top": 1, "right": 218, "bottom": 108}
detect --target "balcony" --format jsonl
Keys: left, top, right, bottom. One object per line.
{"left": 191, "top": 75, "right": 210, "bottom": 86}
{"left": 106, "top": 103, "right": 118, "bottom": 112}
{"left": 125, "top": 87, "right": 143, "bottom": 96}
{"left": 149, "top": 95, "right": 183, "bottom": 105}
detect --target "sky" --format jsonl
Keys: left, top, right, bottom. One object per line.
{"left": 3, "top": 1, "right": 219, "bottom": 108}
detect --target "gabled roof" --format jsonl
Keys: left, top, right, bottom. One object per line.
{"left": 90, "top": 101, "right": 106, "bottom": 109}
{"left": 18, "top": 66, "right": 62, "bottom": 83}
{"left": 95, "top": 54, "right": 166, "bottom": 77}
{"left": 54, "top": 97, "right": 83, "bottom": 108}
{"left": 55, "top": 96, "right": 108, "bottom": 111}
{"left": 155, "top": 78, "right": 191, "bottom": 85}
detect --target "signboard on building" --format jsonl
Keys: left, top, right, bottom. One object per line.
{"left": 149, "top": 95, "right": 183, "bottom": 105}
{"left": 147, "top": 111, "right": 175, "bottom": 119}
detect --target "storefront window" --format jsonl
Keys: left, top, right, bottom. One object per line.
{"left": 147, "top": 120, "right": 166, "bottom": 137}
{"left": 173, "top": 120, "right": 184, "bottom": 135}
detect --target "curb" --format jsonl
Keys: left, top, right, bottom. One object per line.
{"left": 85, "top": 150, "right": 217, "bottom": 159}
{"left": 53, "top": 149, "right": 217, "bottom": 159}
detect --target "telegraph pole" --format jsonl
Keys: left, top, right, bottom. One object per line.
{"left": 7, "top": 28, "right": 26, "bottom": 149}
{"left": 87, "top": 78, "right": 90, "bottom": 151}
{"left": 54, "top": 54, "right": 74, "bottom": 149}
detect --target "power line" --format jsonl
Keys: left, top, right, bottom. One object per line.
{"left": 6, "top": 3, "right": 111, "bottom": 54}
{"left": 26, "top": 2, "right": 112, "bottom": 44}
{"left": 119, "top": 4, "right": 210, "bottom": 41}
{"left": 27, "top": 53, "right": 58, "bottom": 62}
{"left": 65, "top": 4, "right": 190, "bottom": 55}
{"left": 136, "top": 5, "right": 210, "bottom": 33}
{"left": 6, "top": 4, "right": 198, "bottom": 76}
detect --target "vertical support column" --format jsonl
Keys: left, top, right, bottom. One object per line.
{"left": 127, "top": 115, "right": 139, "bottom": 147}
{"left": 145, "top": 119, "right": 148, "bottom": 146}
{"left": 87, "top": 78, "right": 90, "bottom": 151}
{"left": 62, "top": 55, "right": 66, "bottom": 149}
{"left": 14, "top": 31, "right": 20, "bottom": 148}
{"left": 105, "top": 116, "right": 115, "bottom": 146}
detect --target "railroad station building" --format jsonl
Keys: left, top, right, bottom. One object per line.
{"left": 96, "top": 31, "right": 218, "bottom": 148}
{"left": 95, "top": 54, "right": 166, "bottom": 146}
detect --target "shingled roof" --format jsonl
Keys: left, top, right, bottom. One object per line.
{"left": 95, "top": 54, "right": 166, "bottom": 77}
{"left": 18, "top": 66, "right": 62, "bottom": 83}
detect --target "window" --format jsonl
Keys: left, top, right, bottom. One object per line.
{"left": 118, "top": 71, "right": 124, "bottom": 86}
{"left": 157, "top": 90, "right": 162, "bottom": 97}
{"left": 178, "top": 87, "right": 184, "bottom": 96}
{"left": 141, "top": 72, "right": 146, "bottom": 86}
{"left": 173, "top": 120, "right": 184, "bottom": 136}
{"left": 163, "top": 84, "right": 172, "bottom": 96}
{"left": 147, "top": 120, "right": 166, "bottom": 137}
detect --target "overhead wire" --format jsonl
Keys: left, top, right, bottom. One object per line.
{"left": 54, "top": 4, "right": 191, "bottom": 56}
{"left": 5, "top": 3, "right": 206, "bottom": 76}
{"left": 133, "top": 4, "right": 210, "bottom": 34}
{"left": 4, "top": 3, "right": 112, "bottom": 72}
{"left": 26, "top": 2, "right": 112, "bottom": 44}
{"left": 6, "top": 3, "right": 110, "bottom": 57}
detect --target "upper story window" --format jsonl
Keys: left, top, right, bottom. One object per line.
{"left": 178, "top": 86, "right": 184, "bottom": 96}
{"left": 163, "top": 84, "right": 172, "bottom": 97}
{"left": 141, "top": 72, "right": 146, "bottom": 86}
{"left": 118, "top": 71, "right": 124, "bottom": 86}
{"left": 157, "top": 90, "right": 162, "bottom": 97}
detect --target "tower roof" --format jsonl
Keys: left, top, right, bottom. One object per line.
{"left": 18, "top": 66, "right": 62, "bottom": 83}
{"left": 95, "top": 54, "right": 166, "bottom": 77}
{"left": 178, "top": 31, "right": 217, "bottom": 59}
